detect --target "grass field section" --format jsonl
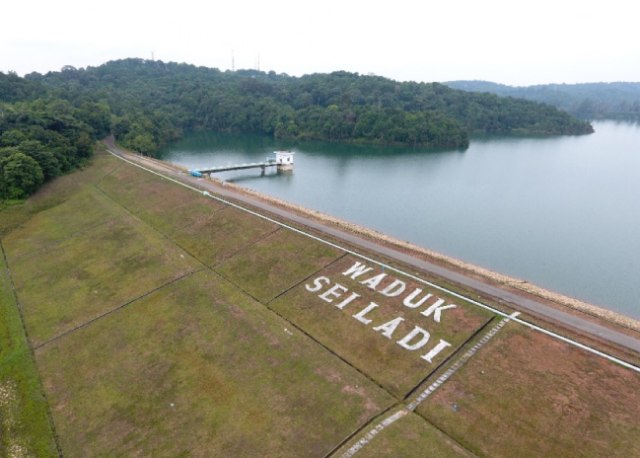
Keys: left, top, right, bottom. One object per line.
{"left": 335, "top": 409, "right": 471, "bottom": 458}
{"left": 270, "top": 256, "right": 493, "bottom": 397}
{"left": 417, "top": 324, "right": 640, "bottom": 457}
{"left": 97, "top": 163, "right": 228, "bottom": 237}
{"left": 6, "top": 194, "right": 201, "bottom": 347}
{"left": 1, "top": 150, "right": 639, "bottom": 457}
{"left": 0, "top": 243, "right": 58, "bottom": 457}
{"left": 35, "top": 270, "right": 395, "bottom": 456}
{"left": 216, "top": 229, "right": 344, "bottom": 303}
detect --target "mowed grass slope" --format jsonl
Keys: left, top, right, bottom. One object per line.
{"left": 270, "top": 257, "right": 493, "bottom": 397}
{"left": 334, "top": 410, "right": 472, "bottom": 458}
{"left": 0, "top": 151, "right": 120, "bottom": 457}
{"left": 6, "top": 189, "right": 201, "bottom": 347}
{"left": 416, "top": 323, "right": 640, "bottom": 457}
{"left": 97, "top": 164, "right": 281, "bottom": 267}
{"left": 96, "top": 163, "right": 229, "bottom": 237}
{"left": 2, "top": 151, "right": 399, "bottom": 456}
{"left": 36, "top": 270, "right": 394, "bottom": 456}
{"left": 216, "top": 229, "right": 344, "bottom": 303}
{"left": 3, "top": 149, "right": 639, "bottom": 457}
{"left": 0, "top": 245, "right": 57, "bottom": 457}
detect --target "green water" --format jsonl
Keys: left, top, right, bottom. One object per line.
{"left": 159, "top": 121, "right": 640, "bottom": 319}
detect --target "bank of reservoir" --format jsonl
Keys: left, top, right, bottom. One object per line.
{"left": 159, "top": 120, "right": 640, "bottom": 319}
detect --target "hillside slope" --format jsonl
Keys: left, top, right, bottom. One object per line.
{"left": 24, "top": 59, "right": 593, "bottom": 152}
{"left": 446, "top": 80, "right": 640, "bottom": 119}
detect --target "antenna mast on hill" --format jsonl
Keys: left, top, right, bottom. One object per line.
{"left": 231, "top": 50, "right": 235, "bottom": 71}
{"left": 151, "top": 51, "right": 155, "bottom": 61}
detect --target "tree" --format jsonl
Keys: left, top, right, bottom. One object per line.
{"left": 129, "top": 134, "right": 156, "bottom": 155}
{"left": 16, "top": 140, "right": 61, "bottom": 180}
{"left": 0, "top": 129, "right": 27, "bottom": 146}
{"left": 0, "top": 151, "right": 44, "bottom": 199}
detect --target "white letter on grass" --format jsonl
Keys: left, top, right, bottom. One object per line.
{"left": 319, "top": 283, "right": 348, "bottom": 303}
{"left": 305, "top": 276, "right": 330, "bottom": 293}
{"left": 421, "top": 339, "right": 452, "bottom": 363}
{"left": 379, "top": 279, "right": 406, "bottom": 297}
{"left": 420, "top": 299, "right": 456, "bottom": 323}
{"left": 403, "top": 289, "right": 433, "bottom": 308}
{"left": 360, "top": 273, "right": 387, "bottom": 290}
{"left": 335, "top": 292, "right": 361, "bottom": 310}
{"left": 372, "top": 317, "right": 405, "bottom": 339}
{"left": 352, "top": 302, "right": 380, "bottom": 325}
{"left": 397, "top": 326, "right": 431, "bottom": 351}
{"left": 342, "top": 261, "right": 374, "bottom": 280}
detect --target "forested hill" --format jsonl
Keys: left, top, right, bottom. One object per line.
{"left": 2, "top": 59, "right": 593, "bottom": 200}
{"left": 445, "top": 80, "right": 640, "bottom": 120}
{"left": 27, "top": 59, "right": 591, "bottom": 153}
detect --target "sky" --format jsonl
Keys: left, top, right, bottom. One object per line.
{"left": 2, "top": 0, "right": 639, "bottom": 86}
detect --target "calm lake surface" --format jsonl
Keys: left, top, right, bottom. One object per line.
{"left": 159, "top": 121, "right": 640, "bottom": 319}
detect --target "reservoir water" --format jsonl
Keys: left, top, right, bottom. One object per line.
{"left": 158, "top": 121, "right": 640, "bottom": 319}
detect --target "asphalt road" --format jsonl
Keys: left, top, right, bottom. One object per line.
{"left": 104, "top": 140, "right": 640, "bottom": 355}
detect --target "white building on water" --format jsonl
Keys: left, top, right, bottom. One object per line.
{"left": 273, "top": 151, "right": 294, "bottom": 171}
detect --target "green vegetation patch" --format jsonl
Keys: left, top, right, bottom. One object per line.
{"left": 336, "top": 410, "right": 470, "bottom": 457}
{"left": 0, "top": 203, "right": 34, "bottom": 238}
{"left": 216, "top": 229, "right": 343, "bottom": 303}
{"left": 0, "top": 95, "right": 103, "bottom": 201}
{"left": 0, "top": 245, "right": 58, "bottom": 457}
{"left": 97, "top": 162, "right": 281, "bottom": 266}
{"left": 417, "top": 324, "right": 640, "bottom": 457}
{"left": 6, "top": 191, "right": 201, "bottom": 347}
{"left": 270, "top": 256, "right": 493, "bottom": 397}
{"left": 27, "top": 152, "right": 120, "bottom": 206}
{"left": 169, "top": 205, "right": 280, "bottom": 266}
{"left": 97, "top": 162, "right": 227, "bottom": 236}
{"left": 3, "top": 189, "right": 117, "bottom": 261}
{"left": 0, "top": 152, "right": 119, "bottom": 237}
{"left": 35, "top": 270, "right": 395, "bottom": 456}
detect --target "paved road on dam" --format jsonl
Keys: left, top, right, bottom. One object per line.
{"left": 105, "top": 139, "right": 640, "bottom": 357}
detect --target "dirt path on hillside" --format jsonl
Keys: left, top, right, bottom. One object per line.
{"left": 102, "top": 138, "right": 640, "bottom": 355}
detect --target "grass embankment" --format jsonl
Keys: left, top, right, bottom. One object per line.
{"left": 1, "top": 152, "right": 396, "bottom": 455}
{"left": 333, "top": 409, "right": 471, "bottom": 457}
{"left": 36, "top": 270, "right": 395, "bottom": 456}
{"left": 1, "top": 148, "right": 639, "bottom": 456}
{"left": 0, "top": 244, "right": 58, "bottom": 457}
{"left": 4, "top": 188, "right": 200, "bottom": 347}
{"left": 416, "top": 323, "right": 640, "bottom": 457}
{"left": 0, "top": 152, "right": 122, "bottom": 457}
{"left": 268, "top": 256, "right": 493, "bottom": 397}
{"left": 0, "top": 157, "right": 120, "bottom": 458}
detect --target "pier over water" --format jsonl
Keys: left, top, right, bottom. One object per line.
{"left": 190, "top": 151, "right": 294, "bottom": 177}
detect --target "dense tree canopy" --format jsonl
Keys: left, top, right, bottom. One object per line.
{"left": 1, "top": 59, "right": 594, "bottom": 200}
{"left": 0, "top": 93, "right": 98, "bottom": 200}
{"left": 27, "top": 59, "right": 592, "bottom": 153}
{"left": 0, "top": 151, "right": 44, "bottom": 199}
